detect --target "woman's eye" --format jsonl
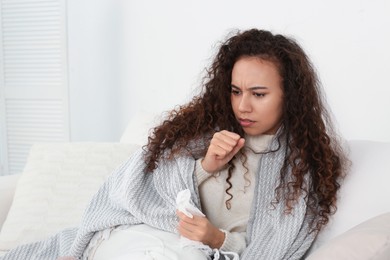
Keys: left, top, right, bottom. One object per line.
{"left": 254, "top": 93, "right": 265, "bottom": 97}
{"left": 231, "top": 89, "right": 241, "bottom": 95}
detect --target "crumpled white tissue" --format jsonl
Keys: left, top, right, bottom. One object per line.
{"left": 176, "top": 189, "right": 205, "bottom": 219}
{"left": 175, "top": 189, "right": 239, "bottom": 260}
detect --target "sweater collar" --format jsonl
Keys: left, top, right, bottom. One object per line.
{"left": 244, "top": 134, "right": 274, "bottom": 153}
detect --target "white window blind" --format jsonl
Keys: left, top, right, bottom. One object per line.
{"left": 0, "top": 0, "right": 69, "bottom": 175}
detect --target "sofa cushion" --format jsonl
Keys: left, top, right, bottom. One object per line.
{"left": 311, "top": 140, "right": 390, "bottom": 251}
{"left": 306, "top": 212, "right": 390, "bottom": 260}
{"left": 0, "top": 142, "right": 139, "bottom": 251}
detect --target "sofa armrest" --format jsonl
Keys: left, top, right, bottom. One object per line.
{"left": 0, "top": 174, "right": 21, "bottom": 232}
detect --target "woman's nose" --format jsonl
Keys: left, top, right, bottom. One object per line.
{"left": 238, "top": 94, "right": 252, "bottom": 112}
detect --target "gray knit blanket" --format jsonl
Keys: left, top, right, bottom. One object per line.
{"left": 0, "top": 136, "right": 316, "bottom": 260}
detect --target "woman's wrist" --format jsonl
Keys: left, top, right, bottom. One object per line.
{"left": 209, "top": 229, "right": 225, "bottom": 249}
{"left": 200, "top": 158, "right": 213, "bottom": 173}
{"left": 195, "top": 159, "right": 213, "bottom": 185}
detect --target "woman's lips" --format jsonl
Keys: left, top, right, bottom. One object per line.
{"left": 239, "top": 118, "right": 255, "bottom": 127}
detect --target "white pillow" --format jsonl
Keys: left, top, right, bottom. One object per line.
{"left": 120, "top": 110, "right": 163, "bottom": 146}
{"left": 306, "top": 212, "right": 390, "bottom": 260}
{"left": 313, "top": 140, "right": 390, "bottom": 248}
{"left": 0, "top": 142, "right": 139, "bottom": 251}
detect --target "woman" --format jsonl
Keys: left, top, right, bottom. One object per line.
{"left": 142, "top": 28, "right": 346, "bottom": 258}
{"left": 0, "top": 29, "right": 347, "bottom": 260}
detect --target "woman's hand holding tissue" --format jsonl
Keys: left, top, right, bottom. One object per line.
{"left": 176, "top": 210, "right": 225, "bottom": 249}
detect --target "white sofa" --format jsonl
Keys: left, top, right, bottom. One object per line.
{"left": 0, "top": 121, "right": 389, "bottom": 259}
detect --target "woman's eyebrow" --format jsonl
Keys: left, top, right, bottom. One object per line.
{"left": 231, "top": 84, "right": 268, "bottom": 90}
{"left": 250, "top": 86, "right": 268, "bottom": 90}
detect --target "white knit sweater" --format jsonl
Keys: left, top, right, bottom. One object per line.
{"left": 195, "top": 135, "right": 274, "bottom": 254}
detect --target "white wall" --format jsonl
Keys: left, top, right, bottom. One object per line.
{"left": 67, "top": 0, "right": 125, "bottom": 141}
{"left": 67, "top": 0, "right": 390, "bottom": 143}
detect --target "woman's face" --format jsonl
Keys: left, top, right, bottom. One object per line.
{"left": 230, "top": 56, "right": 284, "bottom": 136}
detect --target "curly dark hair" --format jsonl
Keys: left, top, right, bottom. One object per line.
{"left": 143, "top": 28, "right": 347, "bottom": 232}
